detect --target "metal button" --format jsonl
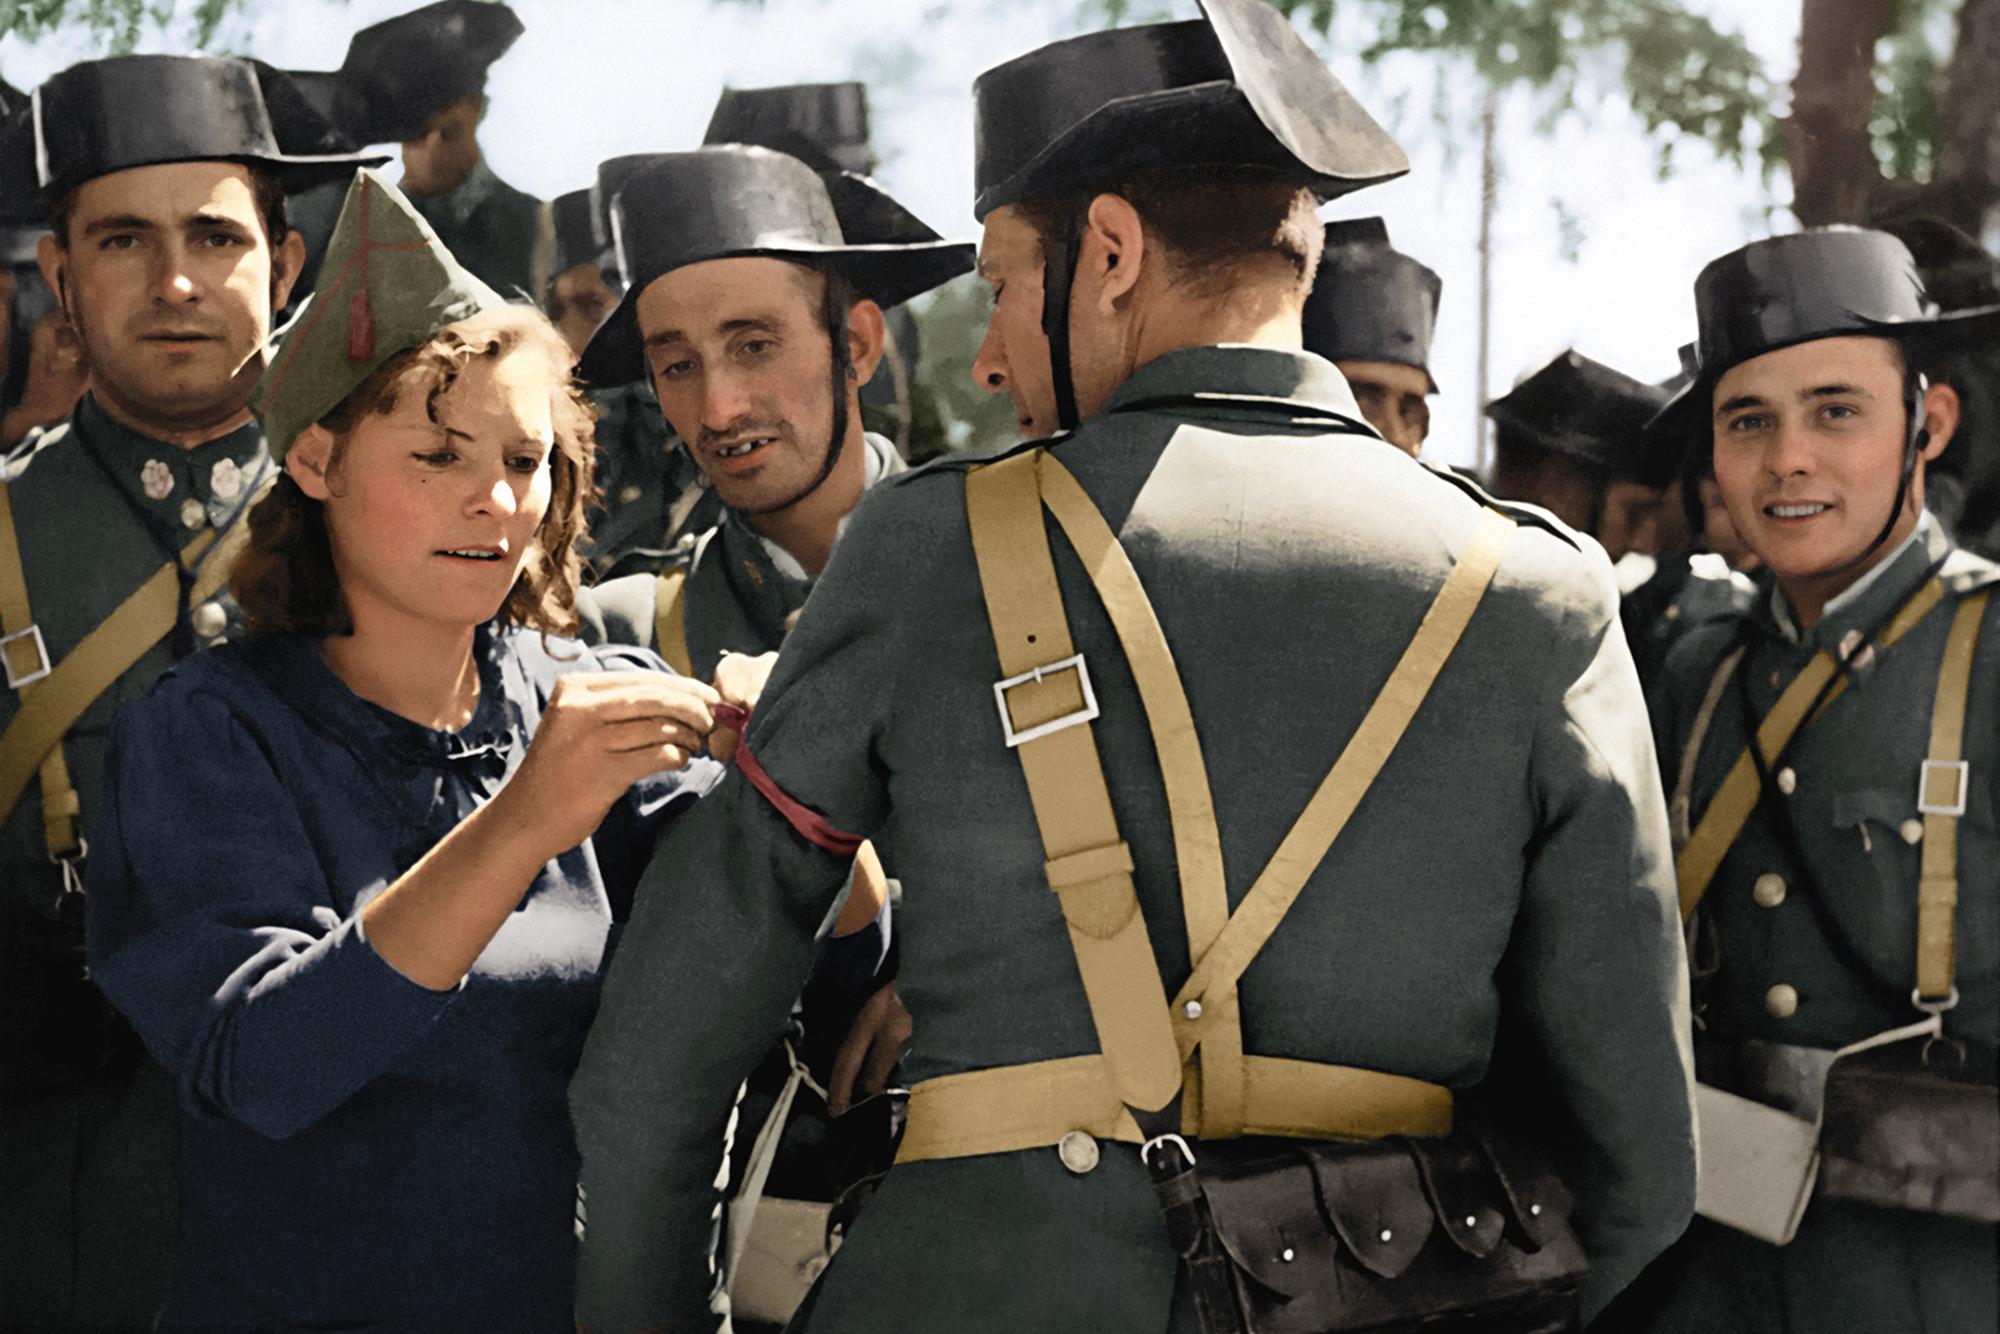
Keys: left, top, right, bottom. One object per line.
{"left": 1183, "top": 999, "right": 1203, "bottom": 1021}
{"left": 1770, "top": 669, "right": 1785, "bottom": 689}
{"left": 189, "top": 601, "right": 227, "bottom": 639}
{"left": 1765, "top": 983, "right": 1800, "bottom": 1020}
{"left": 1775, "top": 767, "right": 1797, "bottom": 796}
{"left": 178, "top": 497, "right": 208, "bottom": 529}
{"left": 1464, "top": 1215, "right": 1479, "bottom": 1229}
{"left": 1901, "top": 819, "right": 1925, "bottom": 845}
{"left": 1057, "top": 1130, "right": 1100, "bottom": 1175}
{"left": 1529, "top": 1203, "right": 1543, "bottom": 1217}
{"left": 1752, "top": 873, "right": 1787, "bottom": 909}
{"left": 617, "top": 484, "right": 643, "bottom": 504}
{"left": 1280, "top": 1247, "right": 1295, "bottom": 1263}
{"left": 1664, "top": 604, "right": 1682, "bottom": 622}
{"left": 1378, "top": 1228, "right": 1393, "bottom": 1242}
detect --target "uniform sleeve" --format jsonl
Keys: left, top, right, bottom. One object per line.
{"left": 570, "top": 485, "right": 921, "bottom": 1333}
{"left": 85, "top": 682, "right": 460, "bottom": 1142}
{"left": 1513, "top": 570, "right": 1698, "bottom": 1320}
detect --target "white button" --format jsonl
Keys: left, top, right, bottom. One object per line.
{"left": 1775, "top": 767, "right": 1797, "bottom": 796}
{"left": 617, "top": 484, "right": 643, "bottom": 504}
{"left": 189, "top": 602, "right": 227, "bottom": 639}
{"left": 179, "top": 497, "right": 208, "bottom": 529}
{"left": 1280, "top": 1247, "right": 1295, "bottom": 1263}
{"left": 1464, "top": 1215, "right": 1479, "bottom": 1229}
{"left": 1529, "top": 1203, "right": 1543, "bottom": 1217}
{"left": 1753, "top": 873, "right": 1786, "bottom": 909}
{"left": 1057, "top": 1130, "right": 1099, "bottom": 1175}
{"left": 1183, "top": 999, "right": 1203, "bottom": 1021}
{"left": 1378, "top": 1228, "right": 1393, "bottom": 1243}
{"left": 1901, "top": 819, "right": 1925, "bottom": 845}
{"left": 1766, "top": 983, "right": 1800, "bottom": 1020}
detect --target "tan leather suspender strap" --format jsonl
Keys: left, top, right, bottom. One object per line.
{"left": 1165, "top": 504, "right": 1515, "bottom": 1043}
{"left": 964, "top": 451, "right": 1183, "bottom": 1114}
{"left": 1033, "top": 454, "right": 1243, "bottom": 1132}
{"left": 1916, "top": 589, "right": 1988, "bottom": 1006}
{"left": 1676, "top": 578, "right": 1945, "bottom": 920}
{"left": 0, "top": 479, "right": 219, "bottom": 848}
{"left": 653, "top": 568, "right": 693, "bottom": 676}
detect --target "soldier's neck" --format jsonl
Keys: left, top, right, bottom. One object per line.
{"left": 87, "top": 382, "right": 256, "bottom": 451}
{"left": 1129, "top": 279, "right": 1305, "bottom": 371}
{"left": 745, "top": 420, "right": 869, "bottom": 578}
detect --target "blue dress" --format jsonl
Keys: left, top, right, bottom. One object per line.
{"left": 86, "top": 623, "right": 723, "bottom": 1331}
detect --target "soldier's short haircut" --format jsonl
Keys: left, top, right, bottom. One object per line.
{"left": 232, "top": 304, "right": 597, "bottom": 639}
{"left": 47, "top": 163, "right": 291, "bottom": 251}
{"left": 1017, "top": 168, "right": 1324, "bottom": 299}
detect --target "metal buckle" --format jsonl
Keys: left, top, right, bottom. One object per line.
{"left": 992, "top": 653, "right": 1099, "bottom": 748}
{"left": 1141, "top": 1131, "right": 1196, "bottom": 1173}
{"left": 1913, "top": 985, "right": 1960, "bottom": 1016}
{"left": 1, "top": 623, "right": 51, "bottom": 689}
{"left": 1917, "top": 759, "right": 1970, "bottom": 817}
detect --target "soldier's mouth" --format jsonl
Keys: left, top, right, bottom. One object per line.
{"left": 1764, "top": 502, "right": 1832, "bottom": 520}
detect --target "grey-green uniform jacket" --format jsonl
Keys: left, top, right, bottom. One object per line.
{"left": 0, "top": 393, "right": 266, "bottom": 1325}
{"left": 577, "top": 432, "right": 905, "bottom": 679}
{"left": 569, "top": 346, "right": 1697, "bottom": 1334}
{"left": 1630, "top": 516, "right": 2000, "bottom": 1334}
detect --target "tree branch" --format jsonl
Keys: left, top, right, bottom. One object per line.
{"left": 1786, "top": 0, "right": 1895, "bottom": 225}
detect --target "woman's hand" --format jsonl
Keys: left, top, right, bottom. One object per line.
{"left": 708, "top": 651, "right": 778, "bottom": 764}
{"left": 496, "top": 671, "right": 721, "bottom": 859}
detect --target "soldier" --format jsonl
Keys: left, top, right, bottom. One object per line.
{"left": 1487, "top": 348, "right": 1675, "bottom": 564}
{"left": 1302, "top": 216, "right": 1441, "bottom": 457}
{"left": 0, "top": 76, "right": 86, "bottom": 453}
{"left": 333, "top": 0, "right": 545, "bottom": 298}
{"left": 1625, "top": 226, "right": 2000, "bottom": 1334}
{"left": 0, "top": 54, "right": 375, "bottom": 1326}
{"left": 569, "top": 3, "right": 1695, "bottom": 1331}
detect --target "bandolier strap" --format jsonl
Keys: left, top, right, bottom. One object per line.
{"left": 900, "top": 448, "right": 1509, "bottom": 1163}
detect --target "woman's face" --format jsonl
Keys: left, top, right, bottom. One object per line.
{"left": 313, "top": 349, "right": 558, "bottom": 635}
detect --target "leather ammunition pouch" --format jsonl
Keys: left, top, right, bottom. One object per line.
{"left": 1152, "top": 1128, "right": 1585, "bottom": 1334}
{"left": 1819, "top": 1047, "right": 2000, "bottom": 1223}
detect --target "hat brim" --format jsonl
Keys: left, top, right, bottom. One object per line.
{"left": 41, "top": 148, "right": 387, "bottom": 202}
{"left": 579, "top": 239, "right": 973, "bottom": 388}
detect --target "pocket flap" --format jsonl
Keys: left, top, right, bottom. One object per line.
{"left": 1407, "top": 1136, "right": 1509, "bottom": 1258}
{"left": 1471, "top": 1127, "right": 1575, "bottom": 1251}
{"left": 1200, "top": 1150, "right": 1336, "bottom": 1298}
{"left": 1304, "top": 1139, "right": 1432, "bottom": 1278}
{"left": 1831, "top": 786, "right": 1912, "bottom": 831}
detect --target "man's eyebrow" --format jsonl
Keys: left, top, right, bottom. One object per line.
{"left": 189, "top": 211, "right": 253, "bottom": 231}
{"left": 1803, "top": 382, "right": 1870, "bottom": 400}
{"left": 81, "top": 214, "right": 157, "bottom": 238}
{"left": 643, "top": 328, "right": 687, "bottom": 350}
{"left": 1715, "top": 393, "right": 1766, "bottom": 416}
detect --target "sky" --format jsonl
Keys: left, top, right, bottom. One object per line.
{"left": 0, "top": 0, "right": 1811, "bottom": 469}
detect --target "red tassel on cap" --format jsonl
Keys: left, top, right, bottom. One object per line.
{"left": 347, "top": 180, "right": 375, "bottom": 361}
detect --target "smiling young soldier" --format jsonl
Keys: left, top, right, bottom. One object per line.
{"left": 570, "top": 3, "right": 1694, "bottom": 1331}
{"left": 1301, "top": 216, "right": 1441, "bottom": 458}
{"left": 0, "top": 54, "right": 376, "bottom": 1326}
{"left": 1622, "top": 226, "right": 2000, "bottom": 1334}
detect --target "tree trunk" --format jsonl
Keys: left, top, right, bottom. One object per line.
{"left": 1888, "top": 0, "right": 2000, "bottom": 235}
{"left": 1786, "top": 0, "right": 1895, "bottom": 226}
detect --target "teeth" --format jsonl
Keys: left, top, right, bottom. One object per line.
{"left": 444, "top": 549, "right": 501, "bottom": 559}
{"left": 1769, "top": 503, "right": 1829, "bottom": 518}
{"left": 718, "top": 439, "right": 768, "bottom": 458}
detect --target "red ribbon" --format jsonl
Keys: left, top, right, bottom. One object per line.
{"left": 712, "top": 703, "right": 862, "bottom": 857}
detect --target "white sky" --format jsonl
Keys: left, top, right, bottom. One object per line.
{"left": 0, "top": 0, "right": 1808, "bottom": 468}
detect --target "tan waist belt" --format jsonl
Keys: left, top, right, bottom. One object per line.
{"left": 896, "top": 1054, "right": 1453, "bottom": 1164}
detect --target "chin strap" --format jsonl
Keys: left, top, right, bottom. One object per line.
{"left": 1828, "top": 371, "right": 1929, "bottom": 579}
{"left": 1039, "top": 212, "right": 1084, "bottom": 432}
{"left": 739, "top": 274, "right": 855, "bottom": 518}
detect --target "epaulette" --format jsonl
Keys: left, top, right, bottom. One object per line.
{"left": 1418, "top": 459, "right": 1583, "bottom": 552}
{"left": 880, "top": 432, "right": 1071, "bottom": 486}
{"left": 3, "top": 420, "right": 73, "bottom": 481}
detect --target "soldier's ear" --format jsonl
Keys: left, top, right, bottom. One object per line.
{"left": 1083, "top": 191, "right": 1145, "bottom": 315}
{"left": 271, "top": 229, "right": 308, "bottom": 318}
{"left": 35, "top": 233, "right": 70, "bottom": 327}
{"left": 287, "top": 424, "right": 338, "bottom": 501}
{"left": 845, "top": 298, "right": 885, "bottom": 387}
{"left": 1918, "top": 380, "right": 1959, "bottom": 462}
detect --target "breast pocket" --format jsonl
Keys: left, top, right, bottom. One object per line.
{"left": 1831, "top": 783, "right": 1998, "bottom": 989}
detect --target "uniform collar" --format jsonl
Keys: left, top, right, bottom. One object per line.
{"left": 1097, "top": 344, "right": 1371, "bottom": 429}
{"left": 71, "top": 392, "right": 270, "bottom": 536}
{"left": 1758, "top": 511, "right": 1948, "bottom": 653}
{"left": 409, "top": 155, "right": 499, "bottom": 235}
{"left": 749, "top": 431, "right": 904, "bottom": 586}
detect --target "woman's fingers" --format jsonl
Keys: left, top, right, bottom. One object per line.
{"left": 597, "top": 716, "right": 704, "bottom": 757}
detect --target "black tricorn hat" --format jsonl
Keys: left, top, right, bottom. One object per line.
{"left": 971, "top": 0, "right": 1406, "bottom": 219}
{"left": 1649, "top": 226, "right": 2000, "bottom": 441}
{"left": 21, "top": 55, "right": 383, "bottom": 201}
{"left": 335, "top": 0, "right": 524, "bottom": 145}
{"left": 591, "top": 153, "right": 676, "bottom": 269}
{"left": 1303, "top": 216, "right": 1442, "bottom": 389}
{"left": 579, "top": 146, "right": 972, "bottom": 387}
{"left": 705, "top": 82, "right": 874, "bottom": 176}
{"left": 550, "top": 187, "right": 602, "bottom": 281}
{"left": 248, "top": 63, "right": 367, "bottom": 156}
{"left": 1489, "top": 349, "right": 1674, "bottom": 487}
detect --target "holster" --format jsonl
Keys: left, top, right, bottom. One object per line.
{"left": 1147, "top": 1126, "right": 1585, "bottom": 1334}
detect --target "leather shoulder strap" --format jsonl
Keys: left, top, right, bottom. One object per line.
{"left": 653, "top": 567, "right": 692, "bottom": 676}
{"left": 1916, "top": 588, "right": 1989, "bottom": 1005}
{"left": 964, "top": 449, "right": 1183, "bottom": 1114}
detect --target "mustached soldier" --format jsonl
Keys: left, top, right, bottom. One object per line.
{"left": 569, "top": 3, "right": 1695, "bottom": 1330}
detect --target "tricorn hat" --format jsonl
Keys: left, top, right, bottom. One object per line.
{"left": 704, "top": 82, "right": 874, "bottom": 176}
{"left": 971, "top": 0, "right": 1406, "bottom": 219}
{"left": 335, "top": 0, "right": 524, "bottom": 145}
{"left": 1649, "top": 227, "right": 2000, "bottom": 441}
{"left": 1303, "top": 216, "right": 1442, "bottom": 389}
{"left": 578, "top": 146, "right": 972, "bottom": 387}
{"left": 549, "top": 187, "right": 604, "bottom": 282}
{"left": 251, "top": 167, "right": 507, "bottom": 463}
{"left": 20, "top": 55, "right": 383, "bottom": 201}
{"left": 1488, "top": 349, "right": 1674, "bottom": 487}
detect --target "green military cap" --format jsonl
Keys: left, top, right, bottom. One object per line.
{"left": 252, "top": 166, "right": 507, "bottom": 462}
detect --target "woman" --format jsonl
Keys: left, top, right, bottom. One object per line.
{"left": 86, "top": 170, "right": 741, "bottom": 1330}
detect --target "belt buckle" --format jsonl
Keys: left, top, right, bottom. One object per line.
{"left": 2, "top": 623, "right": 51, "bottom": 689}
{"left": 992, "top": 653, "right": 1099, "bottom": 748}
{"left": 1917, "top": 759, "right": 1969, "bottom": 817}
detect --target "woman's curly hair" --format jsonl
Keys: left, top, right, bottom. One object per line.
{"left": 232, "top": 305, "right": 598, "bottom": 639}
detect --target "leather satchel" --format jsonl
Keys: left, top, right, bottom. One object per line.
{"left": 1156, "top": 1125, "right": 1587, "bottom": 1334}
{"left": 1818, "top": 1047, "right": 2000, "bottom": 1223}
